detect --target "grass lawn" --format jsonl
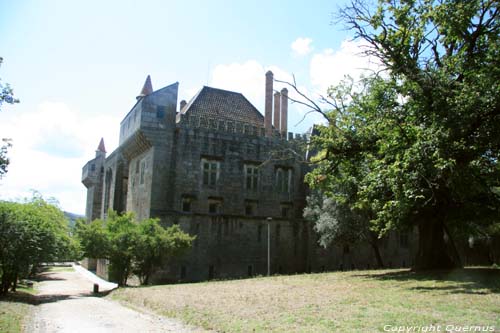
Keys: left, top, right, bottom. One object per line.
{"left": 0, "top": 283, "right": 37, "bottom": 333}
{"left": 111, "top": 268, "right": 500, "bottom": 332}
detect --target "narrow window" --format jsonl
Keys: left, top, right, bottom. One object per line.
{"left": 244, "top": 164, "right": 259, "bottom": 190}
{"left": 280, "top": 203, "right": 292, "bottom": 218}
{"left": 245, "top": 200, "right": 257, "bottom": 216}
{"left": 276, "top": 167, "right": 292, "bottom": 193}
{"left": 202, "top": 159, "right": 219, "bottom": 187}
{"left": 208, "top": 198, "right": 222, "bottom": 214}
{"left": 140, "top": 160, "right": 146, "bottom": 185}
{"left": 257, "top": 224, "right": 262, "bottom": 243}
{"left": 182, "top": 197, "right": 192, "bottom": 212}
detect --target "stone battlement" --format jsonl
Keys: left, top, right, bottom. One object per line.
{"left": 177, "top": 113, "right": 308, "bottom": 142}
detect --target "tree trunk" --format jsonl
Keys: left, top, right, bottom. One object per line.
{"left": 370, "top": 242, "right": 384, "bottom": 268}
{"left": 11, "top": 272, "right": 18, "bottom": 292}
{"left": 414, "top": 219, "right": 461, "bottom": 270}
{"left": 369, "top": 233, "right": 384, "bottom": 268}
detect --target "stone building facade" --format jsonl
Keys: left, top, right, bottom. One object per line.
{"left": 82, "top": 72, "right": 415, "bottom": 282}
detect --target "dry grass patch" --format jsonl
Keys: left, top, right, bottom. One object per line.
{"left": 111, "top": 268, "right": 500, "bottom": 332}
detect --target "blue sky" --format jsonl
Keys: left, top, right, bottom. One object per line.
{"left": 0, "top": 0, "right": 380, "bottom": 214}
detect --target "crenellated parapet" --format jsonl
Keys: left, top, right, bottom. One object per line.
{"left": 176, "top": 113, "right": 309, "bottom": 143}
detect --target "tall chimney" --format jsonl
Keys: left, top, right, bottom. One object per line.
{"left": 265, "top": 71, "right": 273, "bottom": 137}
{"left": 180, "top": 100, "right": 187, "bottom": 111}
{"left": 280, "top": 88, "right": 288, "bottom": 137}
{"left": 273, "top": 91, "right": 281, "bottom": 135}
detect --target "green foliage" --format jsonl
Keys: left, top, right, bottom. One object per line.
{"left": 76, "top": 211, "right": 194, "bottom": 286}
{"left": 133, "top": 220, "right": 194, "bottom": 285}
{"left": 0, "top": 57, "right": 19, "bottom": 179}
{"left": 307, "top": 0, "right": 500, "bottom": 269}
{"left": 0, "top": 194, "right": 75, "bottom": 294}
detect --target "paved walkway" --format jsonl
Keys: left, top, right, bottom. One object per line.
{"left": 28, "top": 265, "right": 200, "bottom": 333}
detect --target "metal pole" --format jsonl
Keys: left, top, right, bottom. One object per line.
{"left": 267, "top": 217, "right": 272, "bottom": 276}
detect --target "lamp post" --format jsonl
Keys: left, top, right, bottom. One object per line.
{"left": 267, "top": 217, "right": 272, "bottom": 276}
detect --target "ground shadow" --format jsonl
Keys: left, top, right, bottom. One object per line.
{"left": 353, "top": 267, "right": 500, "bottom": 294}
{"left": 1, "top": 269, "right": 116, "bottom": 305}
{"left": 0, "top": 288, "right": 115, "bottom": 306}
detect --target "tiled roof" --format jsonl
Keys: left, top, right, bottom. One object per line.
{"left": 181, "top": 86, "right": 264, "bottom": 127}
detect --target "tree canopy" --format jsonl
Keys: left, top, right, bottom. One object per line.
{"left": 305, "top": 0, "right": 500, "bottom": 269}
{"left": 76, "top": 212, "right": 194, "bottom": 286}
{"left": 0, "top": 194, "right": 77, "bottom": 294}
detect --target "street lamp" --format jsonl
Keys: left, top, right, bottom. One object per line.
{"left": 266, "top": 217, "right": 272, "bottom": 276}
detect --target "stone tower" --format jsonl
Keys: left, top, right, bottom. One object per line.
{"left": 82, "top": 138, "right": 106, "bottom": 222}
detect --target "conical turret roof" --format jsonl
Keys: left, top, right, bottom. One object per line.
{"left": 137, "top": 75, "right": 153, "bottom": 99}
{"left": 97, "top": 138, "right": 106, "bottom": 153}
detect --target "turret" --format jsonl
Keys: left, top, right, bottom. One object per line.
{"left": 82, "top": 138, "right": 106, "bottom": 222}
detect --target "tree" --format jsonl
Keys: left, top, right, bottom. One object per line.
{"left": 0, "top": 57, "right": 18, "bottom": 179}
{"left": 76, "top": 211, "right": 194, "bottom": 286}
{"left": 304, "top": 192, "right": 384, "bottom": 268}
{"left": 133, "top": 220, "right": 194, "bottom": 285}
{"left": 0, "top": 57, "right": 18, "bottom": 109}
{"left": 304, "top": 0, "right": 500, "bottom": 270}
{"left": 0, "top": 194, "right": 75, "bottom": 294}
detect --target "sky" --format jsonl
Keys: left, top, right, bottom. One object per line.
{"left": 0, "top": 0, "right": 379, "bottom": 215}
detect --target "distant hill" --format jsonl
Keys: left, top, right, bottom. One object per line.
{"left": 64, "top": 211, "right": 84, "bottom": 228}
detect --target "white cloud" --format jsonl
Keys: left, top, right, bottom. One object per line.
{"left": 210, "top": 60, "right": 319, "bottom": 133}
{"left": 310, "top": 39, "right": 382, "bottom": 95}
{"left": 0, "top": 101, "right": 121, "bottom": 214}
{"left": 291, "top": 37, "right": 313, "bottom": 56}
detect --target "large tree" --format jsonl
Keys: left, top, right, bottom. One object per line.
{"left": 0, "top": 194, "right": 76, "bottom": 294}
{"left": 0, "top": 57, "right": 19, "bottom": 179}
{"left": 304, "top": 0, "right": 500, "bottom": 270}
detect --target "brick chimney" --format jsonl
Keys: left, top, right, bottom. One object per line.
{"left": 265, "top": 71, "right": 273, "bottom": 137}
{"left": 273, "top": 91, "right": 281, "bottom": 135}
{"left": 280, "top": 88, "right": 288, "bottom": 137}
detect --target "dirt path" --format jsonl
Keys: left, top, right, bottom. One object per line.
{"left": 28, "top": 266, "right": 201, "bottom": 333}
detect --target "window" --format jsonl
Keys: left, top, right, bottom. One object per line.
{"left": 257, "top": 224, "right": 263, "bottom": 243}
{"left": 135, "top": 160, "right": 140, "bottom": 174}
{"left": 276, "top": 167, "right": 292, "bottom": 193}
{"left": 280, "top": 203, "right": 292, "bottom": 218}
{"left": 202, "top": 158, "right": 219, "bottom": 187}
{"left": 208, "top": 198, "right": 222, "bottom": 214}
{"left": 182, "top": 197, "right": 192, "bottom": 212}
{"left": 139, "top": 160, "right": 146, "bottom": 185}
{"left": 156, "top": 106, "right": 165, "bottom": 119}
{"left": 244, "top": 164, "right": 259, "bottom": 190}
{"left": 245, "top": 200, "right": 257, "bottom": 216}
{"left": 90, "top": 164, "right": 95, "bottom": 172}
